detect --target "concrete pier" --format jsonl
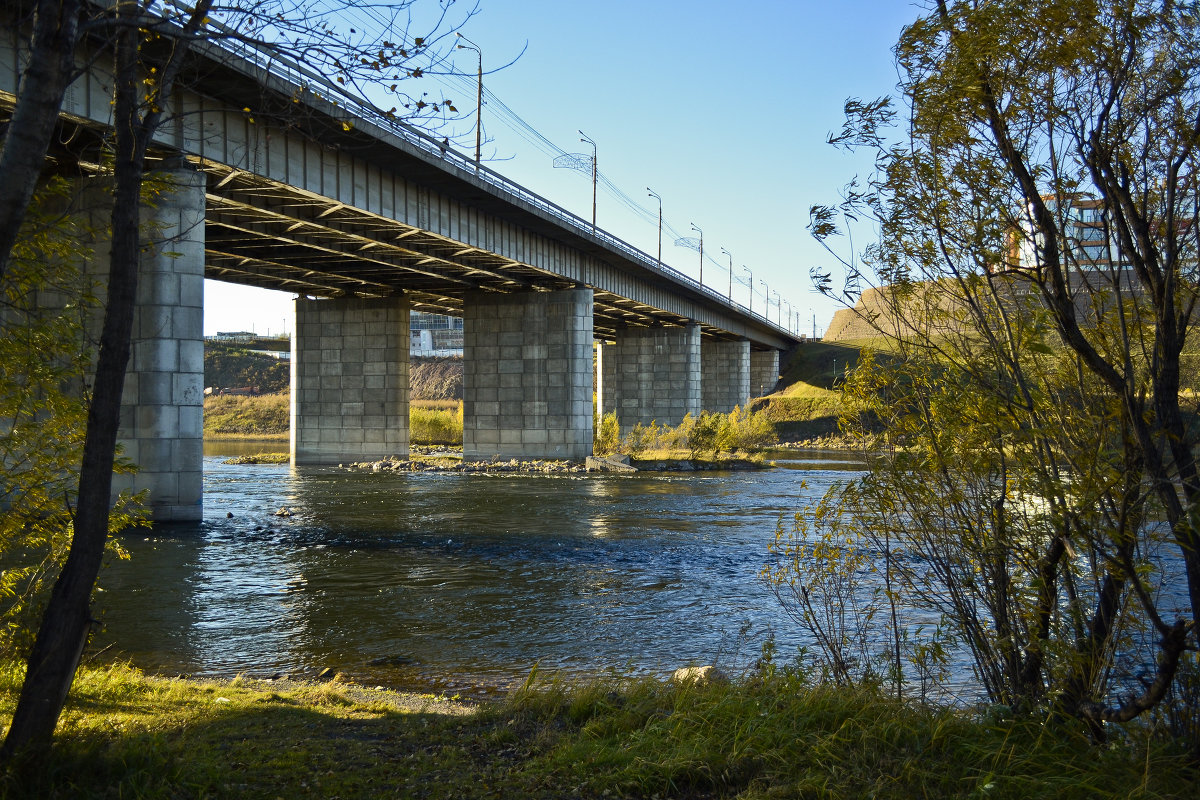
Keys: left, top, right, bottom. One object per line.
{"left": 701, "top": 339, "right": 751, "bottom": 413}
{"left": 750, "top": 349, "right": 780, "bottom": 398}
{"left": 462, "top": 288, "right": 594, "bottom": 460}
{"left": 598, "top": 323, "right": 701, "bottom": 429}
{"left": 109, "top": 166, "right": 207, "bottom": 522}
{"left": 292, "top": 296, "right": 410, "bottom": 464}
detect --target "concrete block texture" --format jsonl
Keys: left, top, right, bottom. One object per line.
{"left": 750, "top": 349, "right": 781, "bottom": 398}
{"left": 107, "top": 165, "right": 207, "bottom": 522}
{"left": 701, "top": 339, "right": 751, "bottom": 413}
{"left": 462, "top": 289, "right": 594, "bottom": 461}
{"left": 292, "top": 296, "right": 410, "bottom": 464}
{"left": 598, "top": 323, "right": 701, "bottom": 430}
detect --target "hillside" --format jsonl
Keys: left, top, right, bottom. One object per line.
{"left": 411, "top": 356, "right": 463, "bottom": 400}
{"left": 204, "top": 342, "right": 289, "bottom": 393}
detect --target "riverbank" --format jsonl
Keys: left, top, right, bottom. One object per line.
{"left": 2, "top": 661, "right": 1190, "bottom": 799}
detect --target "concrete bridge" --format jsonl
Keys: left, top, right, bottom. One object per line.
{"left": 0, "top": 12, "right": 799, "bottom": 521}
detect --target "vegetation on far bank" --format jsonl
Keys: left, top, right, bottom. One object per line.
{"left": 411, "top": 400, "right": 463, "bottom": 445}
{"left": 203, "top": 393, "right": 289, "bottom": 439}
{"left": 204, "top": 342, "right": 290, "bottom": 395}
{"left": 594, "top": 406, "right": 776, "bottom": 461}
{"left": 2, "top": 660, "right": 1193, "bottom": 800}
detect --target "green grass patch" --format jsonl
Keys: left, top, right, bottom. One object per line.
{"left": 1, "top": 661, "right": 1193, "bottom": 799}
{"left": 204, "top": 392, "right": 289, "bottom": 437}
{"left": 411, "top": 402, "right": 463, "bottom": 446}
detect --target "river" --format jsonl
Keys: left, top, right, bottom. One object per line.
{"left": 93, "top": 446, "right": 865, "bottom": 696}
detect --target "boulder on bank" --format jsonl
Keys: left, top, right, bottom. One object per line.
{"left": 585, "top": 454, "right": 638, "bottom": 472}
{"left": 671, "top": 665, "right": 729, "bottom": 686}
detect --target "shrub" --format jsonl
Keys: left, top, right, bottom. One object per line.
{"left": 593, "top": 411, "right": 620, "bottom": 455}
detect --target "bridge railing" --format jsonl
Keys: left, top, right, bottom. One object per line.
{"left": 181, "top": 9, "right": 795, "bottom": 339}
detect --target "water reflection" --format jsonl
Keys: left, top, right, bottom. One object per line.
{"left": 96, "top": 448, "right": 865, "bottom": 692}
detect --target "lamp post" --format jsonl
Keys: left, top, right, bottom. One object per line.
{"left": 742, "top": 265, "right": 752, "bottom": 313}
{"left": 647, "top": 187, "right": 662, "bottom": 268}
{"left": 720, "top": 247, "right": 733, "bottom": 299}
{"left": 758, "top": 279, "right": 768, "bottom": 320}
{"left": 455, "top": 33, "right": 482, "bottom": 165}
{"left": 690, "top": 222, "right": 703, "bottom": 286}
{"left": 579, "top": 130, "right": 597, "bottom": 230}
{"left": 782, "top": 299, "right": 792, "bottom": 332}
{"left": 772, "top": 290, "right": 780, "bottom": 324}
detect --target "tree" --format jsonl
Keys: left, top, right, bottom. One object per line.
{"left": 0, "top": 179, "right": 143, "bottom": 657}
{"left": 805, "top": 0, "right": 1199, "bottom": 738}
{"left": 0, "top": 0, "right": 85, "bottom": 282}
{"left": 1, "top": 0, "right": 477, "bottom": 762}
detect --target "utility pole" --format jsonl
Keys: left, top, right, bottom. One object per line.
{"left": 455, "top": 33, "right": 482, "bottom": 165}
{"left": 580, "top": 130, "right": 596, "bottom": 230}
{"left": 721, "top": 247, "right": 733, "bottom": 299}
{"left": 690, "top": 222, "right": 703, "bottom": 286}
{"left": 647, "top": 187, "right": 662, "bottom": 267}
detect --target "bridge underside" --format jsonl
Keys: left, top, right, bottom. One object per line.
{"left": 3, "top": 104, "right": 790, "bottom": 523}
{"left": 201, "top": 161, "right": 740, "bottom": 343}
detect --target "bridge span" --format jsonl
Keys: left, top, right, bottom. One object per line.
{"left": 0, "top": 11, "right": 799, "bottom": 520}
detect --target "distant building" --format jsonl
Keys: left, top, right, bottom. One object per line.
{"left": 410, "top": 312, "right": 463, "bottom": 356}
{"left": 1008, "top": 194, "right": 1134, "bottom": 276}
{"left": 213, "top": 330, "right": 256, "bottom": 343}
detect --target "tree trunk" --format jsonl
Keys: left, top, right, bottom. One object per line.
{"left": 0, "top": 9, "right": 141, "bottom": 763}
{"left": 0, "top": 0, "right": 82, "bottom": 281}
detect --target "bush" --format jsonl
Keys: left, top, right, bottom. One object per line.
{"left": 598, "top": 407, "right": 777, "bottom": 460}
{"left": 593, "top": 411, "right": 620, "bottom": 455}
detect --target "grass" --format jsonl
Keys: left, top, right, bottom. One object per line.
{"left": 1, "top": 661, "right": 1193, "bottom": 799}
{"left": 411, "top": 401, "right": 463, "bottom": 445}
{"left": 203, "top": 393, "right": 289, "bottom": 438}
{"left": 748, "top": 341, "right": 866, "bottom": 443}
{"left": 204, "top": 394, "right": 467, "bottom": 446}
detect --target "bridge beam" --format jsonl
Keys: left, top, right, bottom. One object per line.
{"left": 291, "top": 296, "right": 410, "bottom": 464}
{"left": 462, "top": 288, "right": 594, "bottom": 461}
{"left": 701, "top": 339, "right": 751, "bottom": 414}
{"left": 750, "top": 349, "right": 781, "bottom": 398}
{"left": 598, "top": 323, "right": 701, "bottom": 430}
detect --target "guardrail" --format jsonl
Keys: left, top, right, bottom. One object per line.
{"left": 182, "top": 9, "right": 795, "bottom": 339}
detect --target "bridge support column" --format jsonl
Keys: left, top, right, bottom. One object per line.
{"left": 462, "top": 288, "right": 593, "bottom": 461}
{"left": 701, "top": 339, "right": 751, "bottom": 413}
{"left": 750, "top": 349, "right": 780, "bottom": 398}
{"left": 103, "top": 165, "right": 207, "bottom": 523}
{"left": 291, "top": 296, "right": 409, "bottom": 464}
{"left": 598, "top": 323, "right": 701, "bottom": 429}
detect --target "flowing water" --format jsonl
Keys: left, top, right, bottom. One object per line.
{"left": 94, "top": 447, "right": 865, "bottom": 696}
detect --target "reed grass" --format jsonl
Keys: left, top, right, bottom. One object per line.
{"left": 410, "top": 402, "right": 463, "bottom": 445}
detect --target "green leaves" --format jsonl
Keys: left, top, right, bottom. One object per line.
{"left": 0, "top": 180, "right": 146, "bottom": 657}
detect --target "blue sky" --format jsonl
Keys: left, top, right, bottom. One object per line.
{"left": 203, "top": 0, "right": 922, "bottom": 336}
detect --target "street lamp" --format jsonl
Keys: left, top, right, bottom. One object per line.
{"left": 782, "top": 299, "right": 792, "bottom": 332}
{"left": 579, "top": 130, "right": 597, "bottom": 230}
{"left": 758, "top": 279, "right": 768, "bottom": 319}
{"left": 690, "top": 222, "right": 703, "bottom": 286}
{"left": 771, "top": 290, "right": 780, "bottom": 324}
{"left": 647, "top": 187, "right": 662, "bottom": 268}
{"left": 742, "top": 265, "right": 752, "bottom": 313}
{"left": 720, "top": 247, "right": 733, "bottom": 299}
{"left": 455, "top": 33, "right": 482, "bottom": 165}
